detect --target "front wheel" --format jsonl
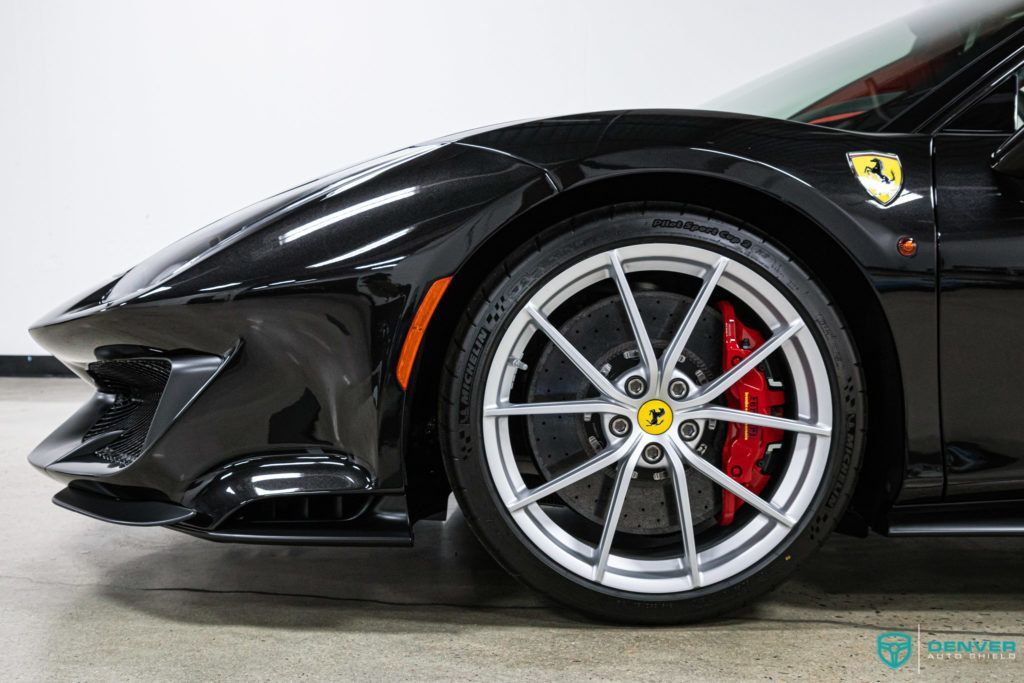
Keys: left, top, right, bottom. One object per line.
{"left": 440, "top": 205, "right": 864, "bottom": 623}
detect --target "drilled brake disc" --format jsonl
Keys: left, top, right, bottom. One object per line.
{"left": 524, "top": 291, "right": 725, "bottom": 535}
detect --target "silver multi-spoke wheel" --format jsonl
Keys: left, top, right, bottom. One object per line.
{"left": 480, "top": 243, "right": 833, "bottom": 594}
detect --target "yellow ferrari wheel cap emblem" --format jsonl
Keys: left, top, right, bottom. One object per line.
{"left": 847, "top": 152, "right": 904, "bottom": 206}
{"left": 638, "top": 399, "right": 672, "bottom": 435}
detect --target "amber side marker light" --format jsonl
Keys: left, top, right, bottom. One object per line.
{"left": 396, "top": 276, "right": 453, "bottom": 390}
{"left": 897, "top": 236, "right": 917, "bottom": 257}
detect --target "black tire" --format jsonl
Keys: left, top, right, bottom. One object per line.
{"left": 439, "top": 203, "right": 865, "bottom": 624}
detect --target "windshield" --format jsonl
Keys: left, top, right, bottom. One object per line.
{"left": 706, "top": 0, "right": 1024, "bottom": 130}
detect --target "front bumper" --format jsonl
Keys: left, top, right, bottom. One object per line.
{"left": 27, "top": 316, "right": 411, "bottom": 545}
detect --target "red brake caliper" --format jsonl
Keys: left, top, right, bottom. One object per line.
{"left": 714, "top": 301, "right": 786, "bottom": 526}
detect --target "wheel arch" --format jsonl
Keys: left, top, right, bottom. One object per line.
{"left": 405, "top": 171, "right": 905, "bottom": 531}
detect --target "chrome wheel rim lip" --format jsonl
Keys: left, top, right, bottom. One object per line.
{"left": 481, "top": 243, "right": 833, "bottom": 594}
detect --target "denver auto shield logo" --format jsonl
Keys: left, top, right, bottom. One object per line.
{"left": 877, "top": 631, "right": 913, "bottom": 670}
{"left": 847, "top": 152, "right": 904, "bottom": 206}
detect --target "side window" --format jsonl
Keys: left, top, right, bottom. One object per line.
{"left": 946, "top": 65, "right": 1024, "bottom": 134}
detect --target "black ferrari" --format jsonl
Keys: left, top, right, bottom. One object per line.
{"left": 27, "top": 0, "right": 1024, "bottom": 623}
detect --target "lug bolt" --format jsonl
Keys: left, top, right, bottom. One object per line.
{"left": 642, "top": 443, "right": 664, "bottom": 464}
{"left": 609, "top": 416, "right": 631, "bottom": 437}
{"left": 626, "top": 376, "right": 646, "bottom": 397}
{"left": 679, "top": 420, "right": 700, "bottom": 441}
{"left": 668, "top": 378, "right": 689, "bottom": 400}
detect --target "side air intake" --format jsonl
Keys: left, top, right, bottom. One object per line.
{"left": 84, "top": 359, "right": 172, "bottom": 467}
{"left": 28, "top": 351, "right": 228, "bottom": 478}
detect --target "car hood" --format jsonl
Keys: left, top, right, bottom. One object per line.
{"left": 103, "top": 145, "right": 442, "bottom": 305}
{"left": 85, "top": 108, "right": 819, "bottom": 309}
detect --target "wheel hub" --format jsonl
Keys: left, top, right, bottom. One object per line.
{"left": 637, "top": 399, "right": 672, "bottom": 435}
{"left": 524, "top": 290, "right": 723, "bottom": 534}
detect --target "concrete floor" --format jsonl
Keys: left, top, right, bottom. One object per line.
{"left": 2, "top": 379, "right": 1023, "bottom": 681}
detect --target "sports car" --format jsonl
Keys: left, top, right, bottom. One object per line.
{"left": 27, "top": 0, "right": 1024, "bottom": 623}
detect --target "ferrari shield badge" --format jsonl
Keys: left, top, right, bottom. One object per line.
{"left": 847, "top": 152, "right": 904, "bottom": 206}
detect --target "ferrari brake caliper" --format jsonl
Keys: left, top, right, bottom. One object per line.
{"left": 714, "top": 301, "right": 786, "bottom": 526}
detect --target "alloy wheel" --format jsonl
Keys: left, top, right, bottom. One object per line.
{"left": 480, "top": 243, "right": 833, "bottom": 593}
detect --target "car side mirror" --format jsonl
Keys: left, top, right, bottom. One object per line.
{"left": 992, "top": 127, "right": 1024, "bottom": 177}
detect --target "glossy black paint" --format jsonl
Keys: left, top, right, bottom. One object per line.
{"left": 30, "top": 143, "right": 554, "bottom": 539}
{"left": 181, "top": 453, "right": 377, "bottom": 528}
{"left": 935, "top": 132, "right": 1024, "bottom": 500}
{"left": 27, "top": 24, "right": 1024, "bottom": 539}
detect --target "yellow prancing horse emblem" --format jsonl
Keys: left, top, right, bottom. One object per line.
{"left": 847, "top": 152, "right": 904, "bottom": 206}
{"left": 638, "top": 399, "right": 672, "bottom": 435}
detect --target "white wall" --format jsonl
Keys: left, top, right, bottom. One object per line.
{"left": 0, "top": 0, "right": 933, "bottom": 355}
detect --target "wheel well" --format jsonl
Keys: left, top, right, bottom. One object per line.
{"left": 405, "top": 172, "right": 904, "bottom": 530}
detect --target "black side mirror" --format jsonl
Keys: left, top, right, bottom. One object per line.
{"left": 992, "top": 126, "right": 1024, "bottom": 177}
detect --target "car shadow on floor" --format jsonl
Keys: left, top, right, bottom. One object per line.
{"left": 94, "top": 513, "right": 571, "bottom": 632}
{"left": 771, "top": 532, "right": 1024, "bottom": 617}
{"left": 93, "top": 514, "right": 1024, "bottom": 632}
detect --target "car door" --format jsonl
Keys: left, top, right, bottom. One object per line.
{"left": 935, "top": 60, "right": 1024, "bottom": 500}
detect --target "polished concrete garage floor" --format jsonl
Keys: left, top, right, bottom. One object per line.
{"left": 2, "top": 378, "right": 1023, "bottom": 681}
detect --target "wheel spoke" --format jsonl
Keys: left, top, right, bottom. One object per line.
{"left": 593, "top": 444, "right": 643, "bottom": 583}
{"left": 525, "top": 304, "right": 627, "bottom": 401}
{"left": 679, "top": 407, "right": 831, "bottom": 436}
{"left": 481, "top": 244, "right": 836, "bottom": 594}
{"left": 680, "top": 319, "right": 804, "bottom": 407}
{"left": 608, "top": 250, "right": 658, "bottom": 379}
{"left": 665, "top": 443, "right": 700, "bottom": 587}
{"left": 675, "top": 439, "right": 795, "bottom": 527}
{"left": 485, "top": 399, "right": 631, "bottom": 418}
{"left": 508, "top": 433, "right": 640, "bottom": 512}
{"left": 658, "top": 257, "right": 728, "bottom": 395}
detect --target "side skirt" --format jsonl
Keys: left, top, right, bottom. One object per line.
{"left": 884, "top": 500, "right": 1024, "bottom": 536}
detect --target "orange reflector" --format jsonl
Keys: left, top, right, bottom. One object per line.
{"left": 896, "top": 236, "right": 918, "bottom": 257}
{"left": 396, "top": 276, "right": 452, "bottom": 390}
